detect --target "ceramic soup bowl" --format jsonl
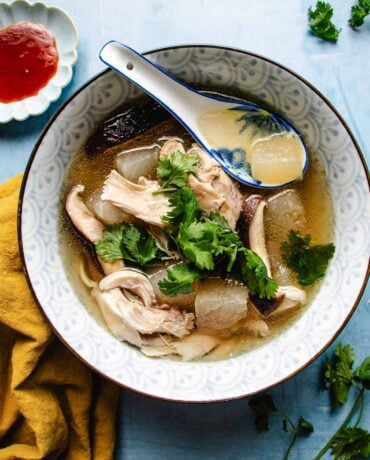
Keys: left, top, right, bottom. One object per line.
{"left": 19, "top": 45, "right": 369, "bottom": 402}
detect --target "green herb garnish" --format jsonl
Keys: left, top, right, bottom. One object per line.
{"left": 324, "top": 343, "right": 356, "bottom": 408}
{"left": 249, "top": 343, "right": 370, "bottom": 459}
{"left": 235, "top": 109, "right": 282, "bottom": 136}
{"left": 159, "top": 186, "right": 277, "bottom": 298}
{"left": 349, "top": 0, "right": 370, "bottom": 27}
{"left": 238, "top": 249, "right": 278, "bottom": 300}
{"left": 308, "top": 1, "right": 341, "bottom": 41}
{"left": 95, "top": 223, "right": 161, "bottom": 267}
{"left": 156, "top": 150, "right": 199, "bottom": 194}
{"left": 249, "top": 394, "right": 313, "bottom": 460}
{"left": 330, "top": 427, "right": 370, "bottom": 459}
{"left": 314, "top": 343, "right": 370, "bottom": 459}
{"left": 281, "top": 230, "right": 335, "bottom": 286}
{"left": 249, "top": 394, "right": 278, "bottom": 432}
{"left": 158, "top": 264, "right": 201, "bottom": 296}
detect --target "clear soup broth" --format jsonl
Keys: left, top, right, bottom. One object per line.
{"left": 59, "top": 95, "right": 334, "bottom": 362}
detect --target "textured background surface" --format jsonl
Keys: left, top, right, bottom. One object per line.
{"left": 0, "top": 0, "right": 369, "bottom": 458}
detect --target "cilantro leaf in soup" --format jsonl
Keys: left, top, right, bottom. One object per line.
{"left": 281, "top": 230, "right": 335, "bottom": 286}
{"left": 158, "top": 264, "right": 201, "bottom": 296}
{"left": 95, "top": 224, "right": 124, "bottom": 262}
{"left": 157, "top": 150, "right": 199, "bottom": 193}
{"left": 120, "top": 223, "right": 160, "bottom": 266}
{"left": 349, "top": 0, "right": 370, "bottom": 27}
{"left": 308, "top": 1, "right": 341, "bottom": 41}
{"left": 163, "top": 186, "right": 201, "bottom": 228}
{"left": 178, "top": 221, "right": 217, "bottom": 270}
{"left": 238, "top": 248, "right": 278, "bottom": 300}
{"left": 95, "top": 223, "right": 160, "bottom": 267}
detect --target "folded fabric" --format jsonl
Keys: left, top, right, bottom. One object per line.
{"left": 0, "top": 174, "right": 119, "bottom": 460}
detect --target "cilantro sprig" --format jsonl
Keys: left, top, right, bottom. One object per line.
{"left": 308, "top": 1, "right": 341, "bottom": 41}
{"left": 314, "top": 343, "right": 370, "bottom": 459}
{"left": 349, "top": 0, "right": 370, "bottom": 27}
{"left": 281, "top": 230, "right": 335, "bottom": 286}
{"left": 249, "top": 343, "right": 370, "bottom": 460}
{"left": 249, "top": 394, "right": 313, "bottom": 460}
{"left": 159, "top": 186, "right": 277, "bottom": 299}
{"left": 158, "top": 264, "right": 201, "bottom": 296}
{"left": 95, "top": 223, "right": 161, "bottom": 267}
{"left": 156, "top": 150, "right": 199, "bottom": 194}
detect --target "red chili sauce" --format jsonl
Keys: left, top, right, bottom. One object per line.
{"left": 0, "top": 21, "right": 59, "bottom": 103}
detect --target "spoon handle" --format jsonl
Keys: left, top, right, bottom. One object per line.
{"left": 100, "top": 42, "right": 208, "bottom": 129}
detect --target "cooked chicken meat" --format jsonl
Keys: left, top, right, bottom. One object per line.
{"left": 102, "top": 170, "right": 170, "bottom": 227}
{"left": 187, "top": 146, "right": 243, "bottom": 229}
{"left": 99, "top": 269, "right": 156, "bottom": 308}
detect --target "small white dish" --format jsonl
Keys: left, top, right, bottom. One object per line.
{"left": 0, "top": 0, "right": 78, "bottom": 123}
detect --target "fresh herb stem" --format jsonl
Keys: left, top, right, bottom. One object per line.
{"left": 353, "top": 391, "right": 364, "bottom": 428}
{"left": 279, "top": 410, "right": 301, "bottom": 460}
{"left": 283, "top": 432, "right": 297, "bottom": 460}
{"left": 313, "top": 388, "right": 365, "bottom": 460}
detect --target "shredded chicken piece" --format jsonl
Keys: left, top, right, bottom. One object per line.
{"left": 99, "top": 269, "right": 156, "bottom": 308}
{"left": 187, "top": 146, "right": 243, "bottom": 229}
{"left": 102, "top": 170, "right": 170, "bottom": 227}
{"left": 99, "top": 258, "right": 125, "bottom": 275}
{"left": 271, "top": 285, "right": 307, "bottom": 316}
{"left": 92, "top": 287, "right": 143, "bottom": 346}
{"left": 92, "top": 282, "right": 194, "bottom": 344}
{"left": 159, "top": 139, "right": 185, "bottom": 157}
{"left": 171, "top": 332, "right": 221, "bottom": 361}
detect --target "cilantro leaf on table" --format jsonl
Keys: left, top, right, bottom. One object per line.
{"left": 308, "top": 1, "right": 341, "bottom": 41}
{"left": 354, "top": 357, "right": 370, "bottom": 389}
{"left": 297, "top": 417, "right": 314, "bottom": 435}
{"left": 324, "top": 343, "right": 356, "bottom": 407}
{"left": 157, "top": 150, "right": 199, "bottom": 193}
{"left": 349, "top": 0, "right": 370, "bottom": 27}
{"left": 249, "top": 394, "right": 278, "bottom": 432}
{"left": 330, "top": 427, "right": 370, "bottom": 460}
{"left": 158, "top": 264, "right": 201, "bottom": 296}
{"left": 95, "top": 223, "right": 160, "bottom": 267}
{"left": 238, "top": 248, "right": 278, "bottom": 300}
{"left": 281, "top": 230, "right": 335, "bottom": 286}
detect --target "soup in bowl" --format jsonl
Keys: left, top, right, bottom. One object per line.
{"left": 19, "top": 46, "right": 369, "bottom": 401}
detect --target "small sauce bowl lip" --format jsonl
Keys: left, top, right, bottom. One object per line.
{"left": 0, "top": 0, "right": 79, "bottom": 123}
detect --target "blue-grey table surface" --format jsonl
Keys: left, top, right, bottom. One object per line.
{"left": 0, "top": 0, "right": 369, "bottom": 459}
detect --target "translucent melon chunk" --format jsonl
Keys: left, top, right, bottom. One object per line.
{"left": 250, "top": 133, "right": 304, "bottom": 185}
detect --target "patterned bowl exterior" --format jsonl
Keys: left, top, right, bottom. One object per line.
{"left": 0, "top": 0, "right": 78, "bottom": 123}
{"left": 19, "top": 46, "right": 370, "bottom": 402}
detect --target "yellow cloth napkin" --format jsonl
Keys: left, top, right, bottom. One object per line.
{"left": 0, "top": 174, "right": 119, "bottom": 460}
